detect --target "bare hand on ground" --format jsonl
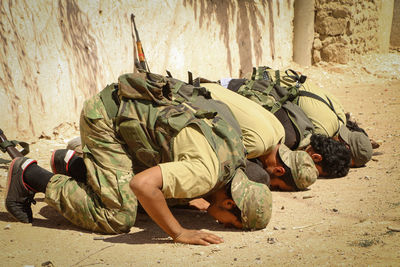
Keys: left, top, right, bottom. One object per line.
{"left": 174, "top": 229, "right": 224, "bottom": 246}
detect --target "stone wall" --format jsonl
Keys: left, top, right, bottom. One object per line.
{"left": 0, "top": 0, "right": 294, "bottom": 140}
{"left": 313, "top": 0, "right": 393, "bottom": 64}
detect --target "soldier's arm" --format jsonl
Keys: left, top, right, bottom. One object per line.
{"left": 129, "top": 166, "right": 223, "bottom": 245}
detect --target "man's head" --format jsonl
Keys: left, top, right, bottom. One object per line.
{"left": 259, "top": 144, "right": 318, "bottom": 191}
{"left": 207, "top": 168, "right": 272, "bottom": 230}
{"left": 306, "top": 134, "right": 351, "bottom": 177}
{"left": 338, "top": 125, "right": 372, "bottom": 167}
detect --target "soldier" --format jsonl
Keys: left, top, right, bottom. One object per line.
{"left": 295, "top": 78, "right": 373, "bottom": 167}
{"left": 238, "top": 67, "right": 372, "bottom": 167}
{"left": 5, "top": 72, "right": 272, "bottom": 246}
{"left": 203, "top": 82, "right": 351, "bottom": 179}
{"left": 200, "top": 82, "right": 319, "bottom": 191}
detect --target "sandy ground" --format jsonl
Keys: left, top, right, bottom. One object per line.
{"left": 0, "top": 52, "right": 399, "bottom": 267}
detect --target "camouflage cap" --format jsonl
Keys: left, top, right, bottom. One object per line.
{"left": 231, "top": 168, "right": 272, "bottom": 230}
{"left": 339, "top": 125, "right": 372, "bottom": 167}
{"left": 278, "top": 144, "right": 318, "bottom": 190}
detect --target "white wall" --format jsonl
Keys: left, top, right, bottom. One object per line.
{"left": 0, "top": 0, "right": 295, "bottom": 140}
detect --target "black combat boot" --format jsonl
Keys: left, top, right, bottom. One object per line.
{"left": 5, "top": 157, "right": 37, "bottom": 223}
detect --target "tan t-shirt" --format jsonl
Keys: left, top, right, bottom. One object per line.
{"left": 159, "top": 125, "right": 219, "bottom": 199}
{"left": 298, "top": 81, "right": 346, "bottom": 137}
{"left": 202, "top": 83, "right": 285, "bottom": 159}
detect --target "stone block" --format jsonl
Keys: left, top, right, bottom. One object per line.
{"left": 313, "top": 49, "right": 321, "bottom": 63}
{"left": 321, "top": 43, "right": 349, "bottom": 64}
{"left": 316, "top": 16, "right": 347, "bottom": 35}
{"left": 313, "top": 38, "right": 323, "bottom": 50}
{"left": 332, "top": 8, "right": 349, "bottom": 18}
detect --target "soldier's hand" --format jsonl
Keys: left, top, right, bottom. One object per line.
{"left": 189, "top": 198, "right": 210, "bottom": 211}
{"left": 173, "top": 229, "right": 224, "bottom": 246}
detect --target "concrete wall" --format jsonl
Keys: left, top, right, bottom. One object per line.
{"left": 391, "top": 0, "right": 400, "bottom": 48}
{"left": 313, "top": 0, "right": 394, "bottom": 64}
{"left": 293, "top": 0, "right": 315, "bottom": 66}
{"left": 0, "top": 0, "right": 295, "bottom": 140}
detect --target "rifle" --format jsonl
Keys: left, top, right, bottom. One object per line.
{"left": 0, "top": 128, "right": 29, "bottom": 159}
{"left": 131, "top": 13, "right": 150, "bottom": 72}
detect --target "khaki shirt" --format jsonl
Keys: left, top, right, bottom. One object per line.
{"left": 159, "top": 125, "right": 219, "bottom": 199}
{"left": 298, "top": 81, "right": 346, "bottom": 137}
{"left": 202, "top": 83, "right": 285, "bottom": 159}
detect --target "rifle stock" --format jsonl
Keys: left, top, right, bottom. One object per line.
{"left": 131, "top": 14, "right": 149, "bottom": 72}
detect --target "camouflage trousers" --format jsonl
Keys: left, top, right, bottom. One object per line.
{"left": 45, "top": 93, "right": 137, "bottom": 234}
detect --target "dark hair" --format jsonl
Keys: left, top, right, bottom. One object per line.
{"left": 345, "top": 113, "right": 368, "bottom": 136}
{"left": 310, "top": 134, "right": 351, "bottom": 178}
{"left": 230, "top": 206, "right": 242, "bottom": 223}
{"left": 276, "top": 153, "right": 298, "bottom": 190}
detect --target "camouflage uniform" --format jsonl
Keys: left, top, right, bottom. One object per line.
{"left": 45, "top": 72, "right": 248, "bottom": 234}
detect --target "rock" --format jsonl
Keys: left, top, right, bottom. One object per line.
{"left": 315, "top": 16, "right": 347, "bottom": 35}
{"left": 313, "top": 38, "right": 322, "bottom": 50}
{"left": 41, "top": 261, "right": 55, "bottom": 267}
{"left": 321, "top": 44, "right": 349, "bottom": 64}
{"left": 313, "top": 50, "right": 321, "bottom": 63}
{"left": 387, "top": 226, "right": 400, "bottom": 232}
{"left": 332, "top": 208, "right": 338, "bottom": 212}
{"left": 4, "top": 224, "right": 11, "bottom": 230}
{"left": 332, "top": 8, "right": 349, "bottom": 19}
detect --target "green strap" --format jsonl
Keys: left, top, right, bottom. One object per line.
{"left": 0, "top": 139, "right": 29, "bottom": 155}
{"left": 172, "top": 81, "right": 184, "bottom": 94}
{"left": 99, "top": 84, "right": 119, "bottom": 120}
{"left": 250, "top": 67, "right": 257, "bottom": 80}
{"left": 0, "top": 139, "right": 14, "bottom": 152}
{"left": 275, "top": 70, "right": 280, "bottom": 86}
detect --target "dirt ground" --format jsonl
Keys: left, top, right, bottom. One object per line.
{"left": 0, "top": 52, "right": 399, "bottom": 267}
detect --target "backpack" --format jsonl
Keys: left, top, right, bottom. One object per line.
{"left": 232, "top": 66, "right": 315, "bottom": 149}
{"left": 100, "top": 71, "right": 246, "bottom": 194}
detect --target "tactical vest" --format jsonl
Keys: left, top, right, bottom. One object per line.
{"left": 230, "top": 66, "right": 314, "bottom": 149}
{"left": 100, "top": 72, "right": 246, "bottom": 196}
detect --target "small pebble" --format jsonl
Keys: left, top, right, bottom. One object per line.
{"left": 273, "top": 226, "right": 279, "bottom": 230}
{"left": 4, "top": 224, "right": 11, "bottom": 230}
{"left": 387, "top": 226, "right": 400, "bottom": 232}
{"left": 332, "top": 208, "right": 338, "bottom": 212}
